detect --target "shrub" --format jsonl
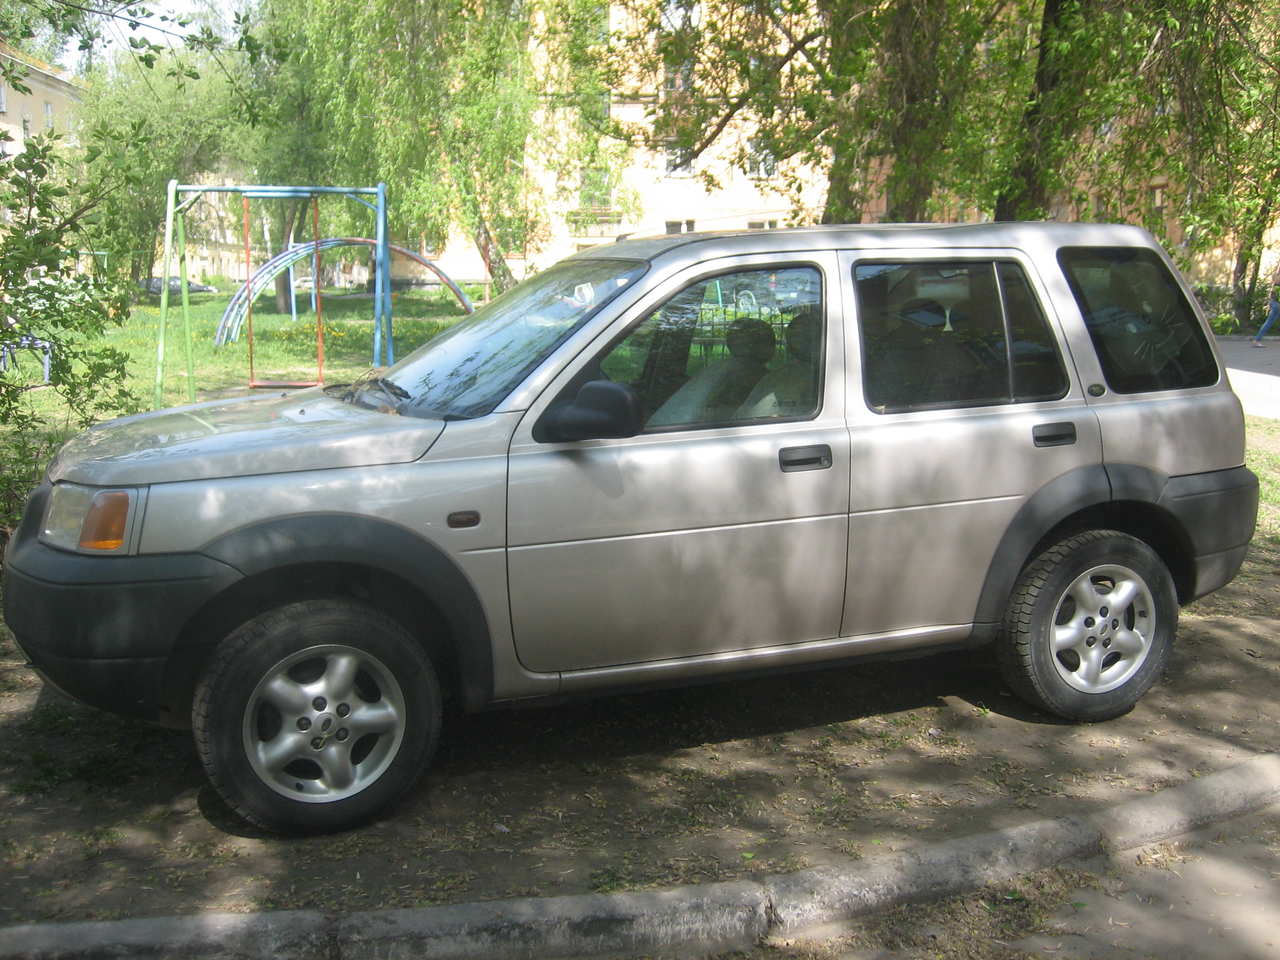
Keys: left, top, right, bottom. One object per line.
{"left": 0, "top": 134, "right": 138, "bottom": 547}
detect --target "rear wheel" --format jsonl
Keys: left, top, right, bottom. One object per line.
{"left": 193, "top": 599, "right": 440, "bottom": 834}
{"left": 998, "top": 530, "right": 1176, "bottom": 721}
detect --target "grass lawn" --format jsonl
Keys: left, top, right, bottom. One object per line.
{"left": 8, "top": 285, "right": 475, "bottom": 420}
{"left": 1245, "top": 414, "right": 1280, "bottom": 542}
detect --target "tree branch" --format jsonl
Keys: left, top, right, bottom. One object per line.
{"left": 683, "top": 29, "right": 822, "bottom": 162}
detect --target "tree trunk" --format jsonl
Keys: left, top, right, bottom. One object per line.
{"left": 817, "top": 0, "right": 874, "bottom": 224}
{"left": 878, "top": 0, "right": 949, "bottom": 222}
{"left": 473, "top": 218, "right": 517, "bottom": 293}
{"left": 1232, "top": 196, "right": 1273, "bottom": 329}
{"left": 994, "top": 0, "right": 1065, "bottom": 221}
{"left": 274, "top": 200, "right": 304, "bottom": 314}
{"left": 883, "top": 163, "right": 932, "bottom": 223}
{"left": 822, "top": 142, "right": 865, "bottom": 224}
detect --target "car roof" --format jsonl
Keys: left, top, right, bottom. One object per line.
{"left": 570, "top": 222, "right": 1159, "bottom": 265}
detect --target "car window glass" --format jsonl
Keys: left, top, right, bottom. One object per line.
{"left": 855, "top": 260, "right": 1068, "bottom": 413}
{"left": 598, "top": 266, "right": 824, "bottom": 430}
{"left": 1057, "top": 247, "right": 1217, "bottom": 393}
{"left": 998, "top": 262, "right": 1070, "bottom": 402}
{"left": 384, "top": 258, "right": 646, "bottom": 420}
{"left": 856, "top": 261, "right": 1010, "bottom": 412}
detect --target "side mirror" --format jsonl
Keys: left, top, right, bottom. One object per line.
{"left": 539, "top": 380, "right": 643, "bottom": 442}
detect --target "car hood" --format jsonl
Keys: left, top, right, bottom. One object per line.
{"left": 48, "top": 391, "right": 446, "bottom": 486}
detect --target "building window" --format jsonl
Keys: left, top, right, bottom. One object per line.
{"left": 588, "top": 3, "right": 609, "bottom": 42}
{"left": 579, "top": 167, "right": 611, "bottom": 210}
{"left": 1150, "top": 185, "right": 1167, "bottom": 222}
{"left": 663, "top": 61, "right": 693, "bottom": 99}
{"left": 43, "top": 102, "right": 53, "bottom": 130}
{"left": 568, "top": 167, "right": 622, "bottom": 238}
{"left": 746, "top": 138, "right": 777, "bottom": 179}
{"left": 0, "top": 85, "right": 6, "bottom": 114}
{"left": 664, "top": 142, "right": 692, "bottom": 176}
{"left": 21, "top": 115, "right": 31, "bottom": 139}
{"left": 661, "top": 0, "right": 700, "bottom": 31}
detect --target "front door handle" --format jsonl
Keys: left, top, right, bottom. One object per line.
{"left": 779, "top": 444, "right": 833, "bottom": 472}
{"left": 1033, "top": 422, "right": 1077, "bottom": 447}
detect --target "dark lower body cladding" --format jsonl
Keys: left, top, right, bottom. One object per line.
{"left": 2, "top": 489, "right": 242, "bottom": 723}
{"left": 1160, "top": 465, "right": 1259, "bottom": 600}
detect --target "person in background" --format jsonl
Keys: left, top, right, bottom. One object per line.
{"left": 1254, "top": 278, "right": 1280, "bottom": 347}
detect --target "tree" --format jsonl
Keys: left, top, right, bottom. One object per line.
{"left": 75, "top": 48, "right": 233, "bottom": 282}
{"left": 258, "top": 0, "right": 603, "bottom": 291}
{"left": 0, "top": 133, "right": 135, "bottom": 534}
{"left": 1139, "top": 0, "right": 1280, "bottom": 325}
{"left": 606, "top": 0, "right": 1025, "bottom": 224}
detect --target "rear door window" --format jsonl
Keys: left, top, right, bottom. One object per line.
{"left": 854, "top": 260, "right": 1068, "bottom": 413}
{"left": 1057, "top": 247, "right": 1217, "bottom": 393}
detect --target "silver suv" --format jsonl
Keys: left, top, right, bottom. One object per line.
{"left": 2, "top": 223, "right": 1259, "bottom": 833}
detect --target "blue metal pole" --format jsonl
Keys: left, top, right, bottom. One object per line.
{"left": 288, "top": 246, "right": 298, "bottom": 327}
{"left": 177, "top": 184, "right": 379, "bottom": 196}
{"left": 378, "top": 182, "right": 393, "bottom": 364}
{"left": 373, "top": 183, "right": 386, "bottom": 365}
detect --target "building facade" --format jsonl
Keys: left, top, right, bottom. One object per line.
{"left": 0, "top": 41, "right": 80, "bottom": 154}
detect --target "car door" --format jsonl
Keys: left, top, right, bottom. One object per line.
{"left": 506, "top": 252, "right": 850, "bottom": 674}
{"left": 839, "top": 250, "right": 1102, "bottom": 640}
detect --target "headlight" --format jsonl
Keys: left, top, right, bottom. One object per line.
{"left": 40, "top": 483, "right": 143, "bottom": 554}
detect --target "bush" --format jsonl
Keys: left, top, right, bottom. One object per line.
{"left": 0, "top": 134, "right": 138, "bottom": 546}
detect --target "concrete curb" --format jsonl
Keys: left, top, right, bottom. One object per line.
{"left": 4, "top": 753, "right": 1280, "bottom": 960}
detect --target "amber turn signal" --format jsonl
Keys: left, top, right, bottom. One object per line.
{"left": 79, "top": 490, "right": 130, "bottom": 551}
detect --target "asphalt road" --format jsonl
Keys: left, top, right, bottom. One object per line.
{"left": 1013, "top": 803, "right": 1280, "bottom": 960}
{"left": 1220, "top": 336, "right": 1280, "bottom": 419}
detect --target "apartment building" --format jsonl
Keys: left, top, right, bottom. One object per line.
{"left": 0, "top": 40, "right": 80, "bottom": 154}
{"left": 425, "top": 101, "right": 828, "bottom": 287}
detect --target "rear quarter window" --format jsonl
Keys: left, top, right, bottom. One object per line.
{"left": 1057, "top": 247, "right": 1218, "bottom": 393}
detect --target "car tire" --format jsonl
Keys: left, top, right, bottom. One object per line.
{"left": 193, "top": 599, "right": 440, "bottom": 834}
{"left": 997, "top": 530, "right": 1176, "bottom": 722}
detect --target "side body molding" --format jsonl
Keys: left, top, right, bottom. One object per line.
{"left": 198, "top": 514, "right": 494, "bottom": 710}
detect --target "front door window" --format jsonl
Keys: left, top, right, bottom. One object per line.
{"left": 595, "top": 266, "right": 824, "bottom": 430}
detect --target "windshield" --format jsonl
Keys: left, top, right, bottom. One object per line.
{"left": 382, "top": 258, "right": 647, "bottom": 420}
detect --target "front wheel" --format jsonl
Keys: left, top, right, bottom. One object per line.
{"left": 193, "top": 599, "right": 440, "bottom": 834}
{"left": 998, "top": 530, "right": 1176, "bottom": 722}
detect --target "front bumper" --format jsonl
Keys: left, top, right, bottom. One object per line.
{"left": 2, "top": 483, "right": 242, "bottom": 721}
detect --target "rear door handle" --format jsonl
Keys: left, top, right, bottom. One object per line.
{"left": 1033, "top": 422, "right": 1077, "bottom": 447}
{"left": 779, "top": 444, "right": 833, "bottom": 472}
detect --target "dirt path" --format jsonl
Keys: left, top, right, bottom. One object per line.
{"left": 1, "top": 422, "right": 1277, "bottom": 928}
{"left": 720, "top": 805, "right": 1280, "bottom": 960}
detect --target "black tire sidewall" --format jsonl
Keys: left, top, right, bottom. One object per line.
{"left": 197, "top": 600, "right": 440, "bottom": 834}
{"left": 1022, "top": 534, "right": 1176, "bottom": 721}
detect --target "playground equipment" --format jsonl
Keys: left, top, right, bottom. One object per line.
{"left": 214, "top": 238, "right": 474, "bottom": 348}
{"left": 154, "top": 182, "right": 394, "bottom": 409}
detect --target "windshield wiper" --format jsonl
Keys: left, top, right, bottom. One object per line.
{"left": 357, "top": 376, "right": 411, "bottom": 401}
{"left": 325, "top": 374, "right": 411, "bottom": 408}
